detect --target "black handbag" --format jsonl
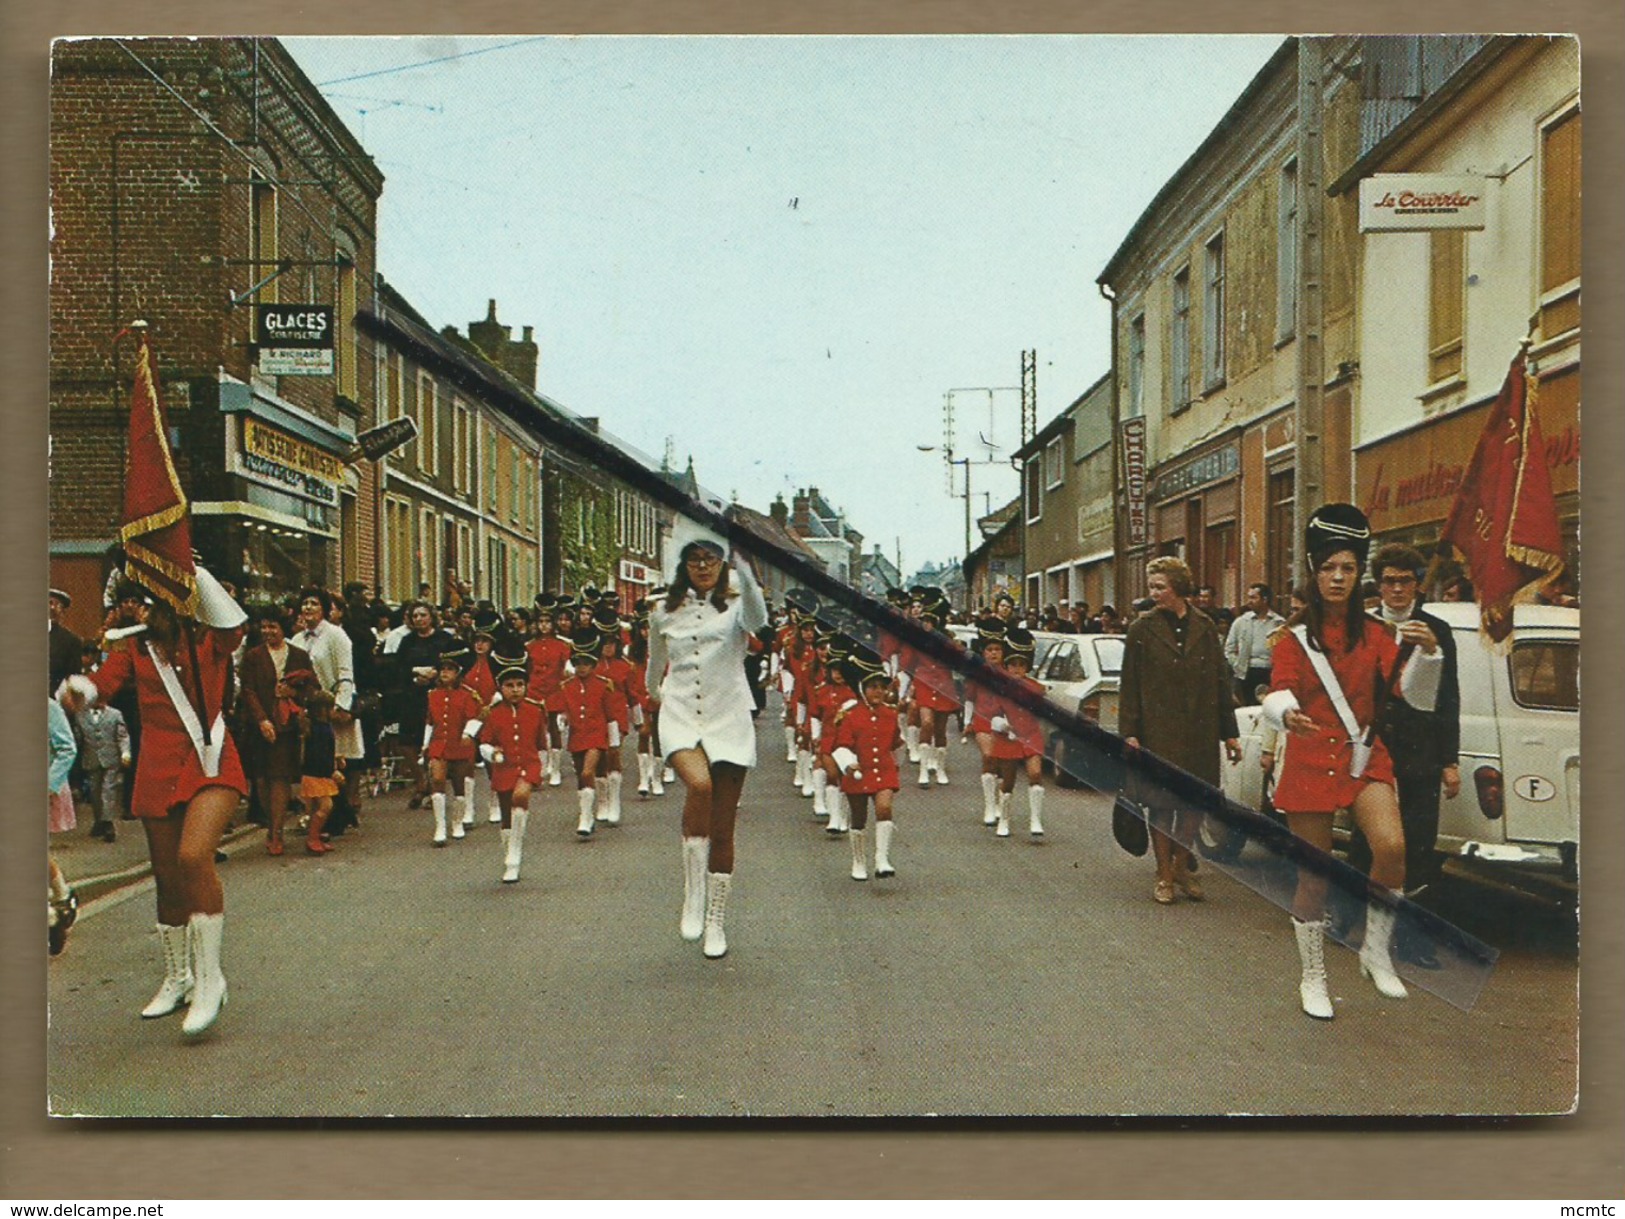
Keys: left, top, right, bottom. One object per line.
{"left": 1112, "top": 793, "right": 1150, "bottom": 857}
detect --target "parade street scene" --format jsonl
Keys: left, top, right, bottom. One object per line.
{"left": 44, "top": 34, "right": 1582, "bottom": 1122}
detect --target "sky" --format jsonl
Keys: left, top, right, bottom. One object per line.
{"left": 284, "top": 35, "right": 1283, "bottom": 578}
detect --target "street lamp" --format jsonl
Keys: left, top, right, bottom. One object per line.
{"left": 916, "top": 444, "right": 974, "bottom": 561}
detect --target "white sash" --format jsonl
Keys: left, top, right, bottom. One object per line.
{"left": 150, "top": 647, "right": 226, "bottom": 777}
{"left": 1290, "top": 625, "right": 1372, "bottom": 779}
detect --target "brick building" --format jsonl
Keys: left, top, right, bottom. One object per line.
{"left": 49, "top": 37, "right": 383, "bottom": 633}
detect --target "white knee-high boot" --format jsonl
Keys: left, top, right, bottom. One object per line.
{"left": 849, "top": 827, "right": 869, "bottom": 881}
{"left": 548, "top": 748, "right": 563, "bottom": 786}
{"left": 431, "top": 792, "right": 449, "bottom": 846}
{"left": 1360, "top": 897, "right": 1409, "bottom": 999}
{"left": 785, "top": 724, "right": 798, "bottom": 763}
{"left": 576, "top": 788, "right": 597, "bottom": 837}
{"left": 141, "top": 922, "right": 193, "bottom": 1019}
{"left": 798, "top": 749, "right": 815, "bottom": 796}
{"left": 874, "top": 820, "right": 896, "bottom": 877}
{"left": 498, "top": 827, "right": 512, "bottom": 879}
{"left": 460, "top": 777, "right": 476, "bottom": 828}
{"left": 479, "top": 766, "right": 499, "bottom": 822}
{"left": 503, "top": 807, "right": 529, "bottom": 883}
{"left": 702, "top": 872, "right": 732, "bottom": 959}
{"left": 995, "top": 790, "right": 1011, "bottom": 838}
{"left": 826, "top": 788, "right": 847, "bottom": 834}
{"left": 681, "top": 837, "right": 708, "bottom": 941}
{"left": 636, "top": 752, "right": 652, "bottom": 796}
{"left": 651, "top": 757, "right": 667, "bottom": 796}
{"left": 1028, "top": 785, "right": 1046, "bottom": 837}
{"left": 811, "top": 766, "right": 829, "bottom": 817}
{"left": 593, "top": 777, "right": 611, "bottom": 822}
{"left": 905, "top": 723, "right": 921, "bottom": 763}
{"left": 934, "top": 744, "right": 950, "bottom": 785}
{"left": 181, "top": 912, "right": 226, "bottom": 1037}
{"left": 605, "top": 772, "right": 623, "bottom": 824}
{"left": 980, "top": 772, "right": 999, "bottom": 824}
{"left": 1293, "top": 916, "right": 1334, "bottom": 1019}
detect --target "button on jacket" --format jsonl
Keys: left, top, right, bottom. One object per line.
{"left": 646, "top": 563, "right": 769, "bottom": 768}
{"left": 832, "top": 703, "right": 903, "bottom": 795}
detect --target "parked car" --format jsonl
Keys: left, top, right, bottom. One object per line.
{"left": 1033, "top": 633, "right": 1124, "bottom": 787}
{"left": 1213, "top": 603, "right": 1580, "bottom": 888}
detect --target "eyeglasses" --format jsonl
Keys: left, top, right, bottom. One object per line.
{"left": 685, "top": 554, "right": 723, "bottom": 570}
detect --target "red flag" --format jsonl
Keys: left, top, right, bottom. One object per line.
{"left": 120, "top": 330, "right": 199, "bottom": 616}
{"left": 1439, "top": 349, "right": 1565, "bottom": 643}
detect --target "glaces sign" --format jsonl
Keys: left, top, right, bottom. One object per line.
{"left": 1359, "top": 174, "right": 1486, "bottom": 232}
{"left": 256, "top": 304, "right": 334, "bottom": 376}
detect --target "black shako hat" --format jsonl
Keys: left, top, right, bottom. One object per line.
{"left": 1003, "top": 626, "right": 1036, "bottom": 661}
{"left": 493, "top": 652, "right": 530, "bottom": 684}
{"left": 1304, "top": 502, "right": 1373, "bottom": 570}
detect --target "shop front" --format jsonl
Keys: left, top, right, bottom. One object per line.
{"left": 1356, "top": 363, "right": 1580, "bottom": 591}
{"left": 1147, "top": 438, "right": 1242, "bottom": 605}
{"left": 194, "top": 379, "right": 357, "bottom": 604}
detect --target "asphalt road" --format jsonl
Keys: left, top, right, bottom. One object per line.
{"left": 46, "top": 713, "right": 1577, "bottom": 1118}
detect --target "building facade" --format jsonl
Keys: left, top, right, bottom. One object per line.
{"left": 49, "top": 36, "right": 383, "bottom": 631}
{"left": 1015, "top": 371, "right": 1116, "bottom": 616}
{"left": 1098, "top": 37, "right": 1364, "bottom": 611}
{"left": 1332, "top": 36, "right": 1581, "bottom": 587}
{"left": 370, "top": 283, "right": 544, "bottom": 608}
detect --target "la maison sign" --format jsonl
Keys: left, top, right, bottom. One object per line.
{"left": 1359, "top": 174, "right": 1486, "bottom": 232}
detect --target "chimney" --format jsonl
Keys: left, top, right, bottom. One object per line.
{"left": 769, "top": 494, "right": 789, "bottom": 529}
{"left": 791, "top": 489, "right": 812, "bottom": 534}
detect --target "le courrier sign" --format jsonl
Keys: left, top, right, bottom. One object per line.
{"left": 1359, "top": 174, "right": 1487, "bottom": 233}
{"left": 255, "top": 304, "right": 334, "bottom": 376}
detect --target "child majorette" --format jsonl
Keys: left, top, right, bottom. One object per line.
{"left": 900, "top": 588, "right": 959, "bottom": 787}
{"left": 983, "top": 626, "right": 1048, "bottom": 838}
{"left": 591, "top": 605, "right": 637, "bottom": 824}
{"left": 829, "top": 648, "right": 903, "bottom": 880}
{"left": 525, "top": 594, "right": 575, "bottom": 788}
{"left": 774, "top": 609, "right": 803, "bottom": 763}
{"left": 462, "top": 613, "right": 505, "bottom": 824}
{"left": 810, "top": 634, "right": 859, "bottom": 833}
{"left": 625, "top": 607, "right": 665, "bottom": 798}
{"left": 963, "top": 615, "right": 1011, "bottom": 826}
{"left": 784, "top": 613, "right": 820, "bottom": 781}
{"left": 796, "top": 630, "right": 835, "bottom": 805}
{"left": 476, "top": 653, "right": 548, "bottom": 883}
{"left": 896, "top": 588, "right": 927, "bottom": 762}
{"left": 422, "top": 647, "right": 484, "bottom": 846}
{"left": 547, "top": 628, "right": 630, "bottom": 837}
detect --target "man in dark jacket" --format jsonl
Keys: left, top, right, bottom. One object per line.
{"left": 49, "top": 589, "right": 82, "bottom": 694}
{"left": 391, "top": 601, "right": 457, "bottom": 807}
{"left": 1356, "top": 543, "right": 1462, "bottom": 967}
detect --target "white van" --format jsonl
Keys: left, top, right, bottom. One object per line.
{"left": 1215, "top": 602, "right": 1579, "bottom": 888}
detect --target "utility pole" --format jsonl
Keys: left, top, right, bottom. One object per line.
{"left": 1020, "top": 348, "right": 1038, "bottom": 447}
{"left": 1293, "top": 36, "right": 1327, "bottom": 576}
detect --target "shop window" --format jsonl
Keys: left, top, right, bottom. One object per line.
{"left": 1539, "top": 105, "right": 1581, "bottom": 339}
{"left": 1170, "top": 266, "right": 1191, "bottom": 412}
{"left": 1203, "top": 231, "right": 1226, "bottom": 390}
{"left": 1428, "top": 231, "right": 1466, "bottom": 386}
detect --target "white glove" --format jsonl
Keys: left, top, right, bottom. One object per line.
{"left": 462, "top": 719, "right": 484, "bottom": 739}
{"left": 421, "top": 724, "right": 434, "bottom": 751}
{"left": 193, "top": 564, "right": 248, "bottom": 629}
{"left": 832, "top": 747, "right": 858, "bottom": 775}
{"left": 479, "top": 744, "right": 504, "bottom": 765}
{"left": 809, "top": 719, "right": 822, "bottom": 744}
{"left": 608, "top": 723, "right": 622, "bottom": 748}
{"left": 990, "top": 715, "right": 1010, "bottom": 735}
{"left": 57, "top": 674, "right": 100, "bottom": 708}
{"left": 630, "top": 705, "right": 645, "bottom": 727}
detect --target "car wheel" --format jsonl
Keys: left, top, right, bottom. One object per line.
{"left": 1046, "top": 733, "right": 1083, "bottom": 790}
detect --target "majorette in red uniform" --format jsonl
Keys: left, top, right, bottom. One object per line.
{"left": 1259, "top": 502, "right": 1444, "bottom": 1022}
{"left": 525, "top": 616, "right": 573, "bottom": 786}
{"left": 962, "top": 616, "right": 1010, "bottom": 827}
{"left": 900, "top": 589, "right": 960, "bottom": 787}
{"left": 829, "top": 650, "right": 903, "bottom": 880}
{"left": 592, "top": 605, "right": 636, "bottom": 827}
{"left": 547, "top": 629, "right": 630, "bottom": 838}
{"left": 462, "top": 613, "right": 504, "bottom": 826}
{"left": 781, "top": 614, "right": 818, "bottom": 770}
{"left": 61, "top": 565, "right": 248, "bottom": 1038}
{"left": 981, "top": 627, "right": 1049, "bottom": 839}
{"left": 627, "top": 605, "right": 666, "bottom": 798}
{"left": 422, "top": 648, "right": 484, "bottom": 846}
{"left": 477, "top": 654, "right": 549, "bottom": 884}
{"left": 809, "top": 642, "right": 859, "bottom": 829}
